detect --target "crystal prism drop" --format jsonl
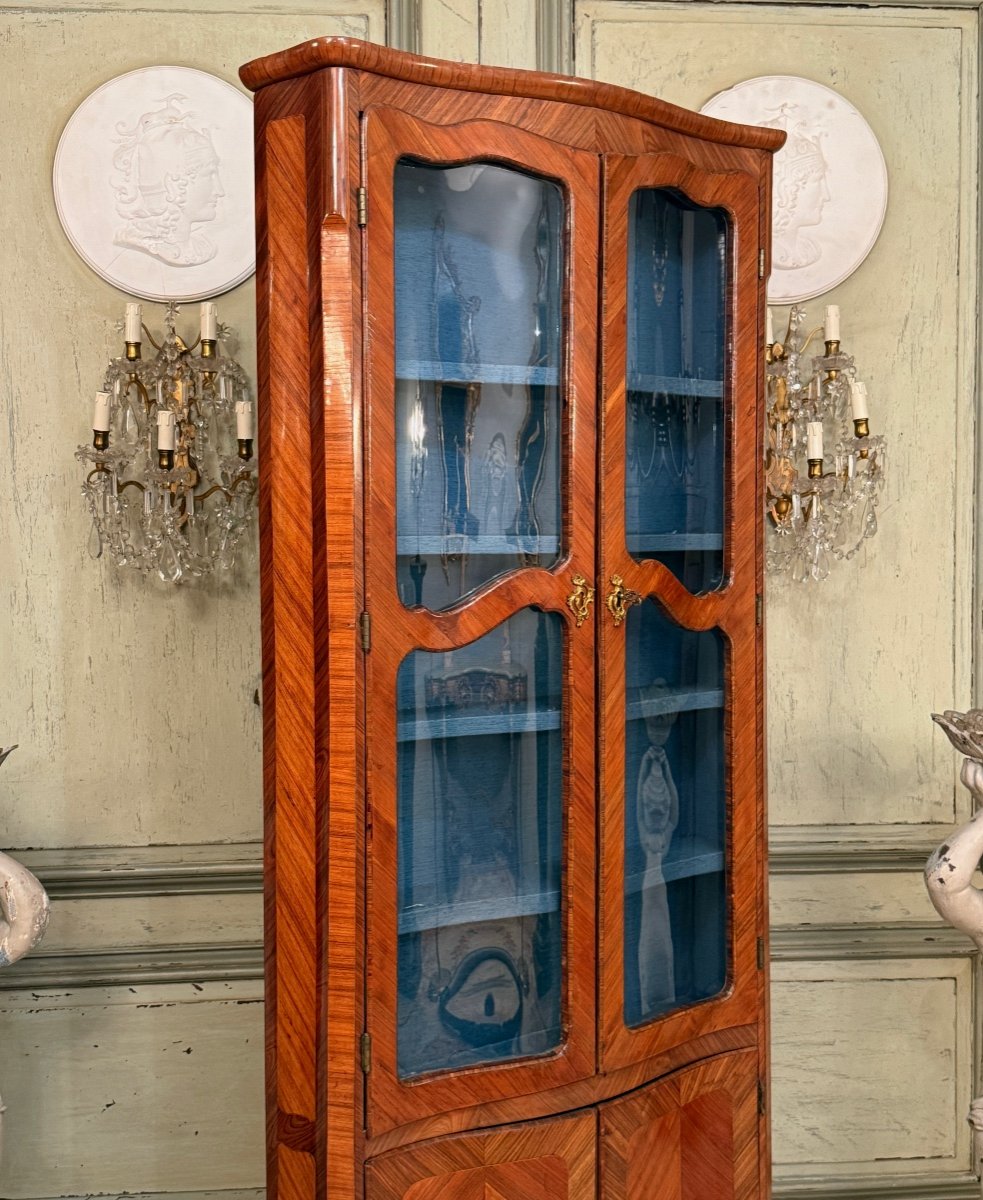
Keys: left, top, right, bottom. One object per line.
{"left": 157, "top": 537, "right": 182, "bottom": 584}
{"left": 88, "top": 519, "right": 103, "bottom": 560}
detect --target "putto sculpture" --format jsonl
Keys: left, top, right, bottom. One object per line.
{"left": 925, "top": 709, "right": 983, "bottom": 1133}
{"left": 0, "top": 746, "right": 50, "bottom": 1165}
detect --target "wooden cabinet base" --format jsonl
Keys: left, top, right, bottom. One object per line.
{"left": 600, "top": 1051, "right": 760, "bottom": 1200}
{"left": 367, "top": 1111, "right": 597, "bottom": 1200}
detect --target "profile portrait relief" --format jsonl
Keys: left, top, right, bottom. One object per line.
{"left": 53, "top": 66, "right": 254, "bottom": 302}
{"left": 112, "top": 95, "right": 225, "bottom": 268}
{"left": 765, "top": 107, "right": 830, "bottom": 272}
{"left": 701, "top": 76, "right": 887, "bottom": 303}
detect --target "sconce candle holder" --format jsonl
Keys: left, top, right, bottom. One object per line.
{"left": 76, "top": 301, "right": 256, "bottom": 584}
{"left": 765, "top": 304, "right": 886, "bottom": 583}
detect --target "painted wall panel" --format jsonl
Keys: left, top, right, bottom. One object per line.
{"left": 418, "top": 0, "right": 539, "bottom": 67}
{"left": 771, "top": 870, "right": 946, "bottom": 928}
{"left": 574, "top": 2, "right": 977, "bottom": 832}
{"left": 0, "top": 981, "right": 265, "bottom": 1199}
{"left": 0, "top": 1, "right": 384, "bottom": 851}
{"left": 28, "top": 890, "right": 262, "bottom": 956}
{"left": 771, "top": 958, "right": 974, "bottom": 1179}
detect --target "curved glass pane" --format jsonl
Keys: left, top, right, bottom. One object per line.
{"left": 626, "top": 189, "right": 727, "bottom": 593}
{"left": 623, "top": 601, "right": 727, "bottom": 1028}
{"left": 396, "top": 609, "right": 564, "bottom": 1077}
{"left": 394, "top": 160, "right": 564, "bottom": 612}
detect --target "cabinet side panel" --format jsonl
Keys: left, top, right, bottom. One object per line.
{"left": 320, "top": 64, "right": 366, "bottom": 1200}
{"left": 258, "top": 89, "right": 321, "bottom": 1200}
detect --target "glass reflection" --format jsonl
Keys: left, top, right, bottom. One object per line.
{"left": 394, "top": 160, "right": 564, "bottom": 611}
{"left": 626, "top": 189, "right": 728, "bottom": 593}
{"left": 623, "top": 601, "right": 727, "bottom": 1027}
{"left": 396, "top": 609, "right": 564, "bottom": 1077}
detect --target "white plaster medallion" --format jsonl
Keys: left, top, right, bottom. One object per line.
{"left": 53, "top": 66, "right": 254, "bottom": 302}
{"left": 701, "top": 76, "right": 888, "bottom": 303}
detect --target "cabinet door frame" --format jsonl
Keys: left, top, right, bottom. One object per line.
{"left": 597, "top": 151, "right": 763, "bottom": 1074}
{"left": 361, "top": 105, "right": 600, "bottom": 1137}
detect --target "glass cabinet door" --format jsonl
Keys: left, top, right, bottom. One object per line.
{"left": 599, "top": 153, "right": 763, "bottom": 1074}
{"left": 362, "top": 107, "right": 599, "bottom": 1136}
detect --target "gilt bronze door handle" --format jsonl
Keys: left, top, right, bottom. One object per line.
{"left": 566, "top": 574, "right": 595, "bottom": 628}
{"left": 606, "top": 575, "right": 642, "bottom": 626}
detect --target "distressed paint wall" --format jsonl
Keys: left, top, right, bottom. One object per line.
{"left": 1, "top": 2, "right": 979, "bottom": 1198}
{"left": 574, "top": 1, "right": 980, "bottom": 1195}
{"left": 0, "top": 4, "right": 383, "bottom": 1198}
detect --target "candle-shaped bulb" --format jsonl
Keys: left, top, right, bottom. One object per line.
{"left": 125, "top": 302, "right": 142, "bottom": 343}
{"left": 824, "top": 304, "right": 840, "bottom": 342}
{"left": 807, "top": 420, "right": 824, "bottom": 460}
{"left": 766, "top": 307, "right": 775, "bottom": 346}
{"left": 235, "top": 400, "right": 254, "bottom": 440}
{"left": 200, "top": 302, "right": 218, "bottom": 341}
{"left": 850, "top": 381, "right": 869, "bottom": 421}
{"left": 156, "top": 409, "right": 177, "bottom": 451}
{"left": 92, "top": 391, "right": 112, "bottom": 433}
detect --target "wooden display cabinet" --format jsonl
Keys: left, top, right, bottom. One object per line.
{"left": 240, "top": 37, "right": 782, "bottom": 1200}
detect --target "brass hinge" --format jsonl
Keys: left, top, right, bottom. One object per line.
{"left": 357, "top": 186, "right": 368, "bottom": 227}
{"left": 757, "top": 936, "right": 765, "bottom": 970}
{"left": 360, "top": 612, "right": 371, "bottom": 653}
{"left": 755, "top": 593, "right": 763, "bottom": 627}
{"left": 360, "top": 1032, "right": 372, "bottom": 1074}
{"left": 758, "top": 248, "right": 766, "bottom": 279}
{"left": 758, "top": 1079, "right": 767, "bottom": 1115}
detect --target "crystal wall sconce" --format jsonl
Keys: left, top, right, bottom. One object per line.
{"left": 76, "top": 301, "right": 256, "bottom": 584}
{"left": 765, "top": 305, "right": 886, "bottom": 583}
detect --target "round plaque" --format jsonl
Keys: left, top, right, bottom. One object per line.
{"left": 53, "top": 66, "right": 255, "bottom": 302}
{"left": 701, "top": 76, "right": 888, "bottom": 303}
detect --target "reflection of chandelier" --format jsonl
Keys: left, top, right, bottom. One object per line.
{"left": 76, "top": 302, "right": 256, "bottom": 584}
{"left": 765, "top": 305, "right": 886, "bottom": 583}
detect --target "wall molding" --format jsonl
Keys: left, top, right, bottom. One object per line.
{"left": 774, "top": 1172, "right": 981, "bottom": 1199}
{"left": 0, "top": 942, "right": 263, "bottom": 991}
{"left": 538, "top": 0, "right": 573, "bottom": 72}
{"left": 771, "top": 923, "right": 973, "bottom": 961}
{"left": 387, "top": 0, "right": 421, "bottom": 51}
{"left": 19, "top": 1192, "right": 266, "bottom": 1200}
{"left": 14, "top": 843, "right": 263, "bottom": 900}
{"left": 769, "top": 824, "right": 945, "bottom": 875}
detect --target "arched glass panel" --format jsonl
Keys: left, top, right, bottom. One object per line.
{"left": 626, "top": 189, "right": 728, "bottom": 593}
{"left": 394, "top": 160, "right": 564, "bottom": 611}
{"left": 396, "top": 609, "right": 564, "bottom": 1076}
{"left": 623, "top": 601, "right": 728, "bottom": 1027}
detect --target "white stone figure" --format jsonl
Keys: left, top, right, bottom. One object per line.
{"left": 0, "top": 747, "right": 50, "bottom": 1168}
{"left": 636, "top": 681, "right": 680, "bottom": 1015}
{"left": 925, "top": 710, "right": 983, "bottom": 1136}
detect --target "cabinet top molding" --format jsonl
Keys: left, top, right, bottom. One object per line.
{"left": 239, "top": 36, "right": 785, "bottom": 153}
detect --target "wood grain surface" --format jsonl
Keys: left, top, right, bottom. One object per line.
{"left": 366, "top": 1110, "right": 596, "bottom": 1200}
{"left": 599, "top": 1050, "right": 760, "bottom": 1199}
{"left": 250, "top": 40, "right": 777, "bottom": 1200}
{"left": 361, "top": 104, "right": 599, "bottom": 1139}
{"left": 239, "top": 36, "right": 783, "bottom": 155}
{"left": 597, "top": 151, "right": 764, "bottom": 1076}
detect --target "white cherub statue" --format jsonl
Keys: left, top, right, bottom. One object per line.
{"left": 0, "top": 746, "right": 50, "bottom": 1166}
{"left": 926, "top": 710, "right": 983, "bottom": 1134}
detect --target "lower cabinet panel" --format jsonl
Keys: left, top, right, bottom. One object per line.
{"left": 366, "top": 1110, "right": 597, "bottom": 1200}
{"left": 367, "top": 1051, "right": 761, "bottom": 1200}
{"left": 599, "top": 1050, "right": 760, "bottom": 1200}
